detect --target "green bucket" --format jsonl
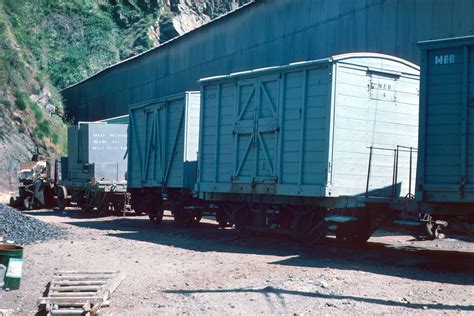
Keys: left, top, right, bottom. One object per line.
{"left": 0, "top": 243, "right": 23, "bottom": 290}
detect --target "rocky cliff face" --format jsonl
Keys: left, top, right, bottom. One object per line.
{"left": 0, "top": 106, "right": 37, "bottom": 192}
{"left": 0, "top": 0, "right": 251, "bottom": 192}
{"left": 154, "top": 0, "right": 248, "bottom": 44}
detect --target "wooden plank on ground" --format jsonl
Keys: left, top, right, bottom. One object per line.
{"left": 51, "top": 281, "right": 107, "bottom": 286}
{"left": 50, "top": 309, "right": 87, "bottom": 315}
{"left": 56, "top": 270, "right": 116, "bottom": 275}
{"left": 49, "top": 285, "right": 102, "bottom": 292}
{"left": 39, "top": 270, "right": 124, "bottom": 315}
{"left": 95, "top": 272, "right": 125, "bottom": 299}
{"left": 53, "top": 274, "right": 115, "bottom": 281}
{"left": 48, "top": 292, "right": 99, "bottom": 298}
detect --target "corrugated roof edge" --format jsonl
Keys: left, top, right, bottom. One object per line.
{"left": 128, "top": 90, "right": 200, "bottom": 111}
{"left": 418, "top": 35, "right": 474, "bottom": 49}
{"left": 332, "top": 52, "right": 419, "bottom": 70}
{"left": 199, "top": 52, "right": 419, "bottom": 83}
{"left": 61, "top": 1, "right": 258, "bottom": 92}
{"left": 97, "top": 114, "right": 129, "bottom": 123}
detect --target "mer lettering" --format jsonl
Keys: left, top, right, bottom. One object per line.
{"left": 434, "top": 54, "right": 455, "bottom": 65}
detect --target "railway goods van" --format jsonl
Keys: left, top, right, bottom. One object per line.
{"left": 197, "top": 53, "right": 420, "bottom": 241}
{"left": 57, "top": 122, "right": 129, "bottom": 213}
{"left": 417, "top": 36, "right": 474, "bottom": 225}
{"left": 127, "top": 92, "right": 201, "bottom": 223}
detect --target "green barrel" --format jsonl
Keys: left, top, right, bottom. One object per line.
{"left": 0, "top": 243, "right": 24, "bottom": 290}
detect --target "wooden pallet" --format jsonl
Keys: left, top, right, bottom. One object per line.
{"left": 38, "top": 271, "right": 125, "bottom": 315}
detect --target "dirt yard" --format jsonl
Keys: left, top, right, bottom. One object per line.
{"left": 0, "top": 207, "right": 473, "bottom": 315}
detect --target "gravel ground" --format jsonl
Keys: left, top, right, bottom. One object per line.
{"left": 0, "top": 205, "right": 66, "bottom": 245}
{"left": 0, "top": 207, "right": 473, "bottom": 314}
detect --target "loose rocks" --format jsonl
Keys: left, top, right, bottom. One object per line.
{"left": 0, "top": 204, "right": 66, "bottom": 245}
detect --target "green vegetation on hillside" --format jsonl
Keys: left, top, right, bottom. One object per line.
{"left": 0, "top": 0, "right": 248, "bottom": 158}
{"left": 2, "top": 0, "right": 121, "bottom": 90}
{"left": 0, "top": 0, "right": 162, "bottom": 156}
{"left": 0, "top": 2, "right": 67, "bottom": 154}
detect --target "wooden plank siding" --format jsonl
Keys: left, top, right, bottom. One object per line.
{"left": 418, "top": 37, "right": 474, "bottom": 203}
{"left": 128, "top": 92, "right": 200, "bottom": 190}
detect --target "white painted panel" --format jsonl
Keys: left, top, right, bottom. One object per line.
{"left": 184, "top": 92, "right": 201, "bottom": 162}
{"left": 330, "top": 58, "right": 419, "bottom": 198}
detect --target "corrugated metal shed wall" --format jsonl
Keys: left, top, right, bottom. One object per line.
{"left": 62, "top": 0, "right": 474, "bottom": 122}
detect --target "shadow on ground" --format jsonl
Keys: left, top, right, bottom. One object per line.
{"left": 45, "top": 209, "right": 474, "bottom": 286}
{"left": 22, "top": 208, "right": 135, "bottom": 219}
{"left": 164, "top": 286, "right": 474, "bottom": 312}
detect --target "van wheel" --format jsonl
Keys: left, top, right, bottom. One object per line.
{"left": 215, "top": 209, "right": 229, "bottom": 227}
{"left": 56, "top": 186, "right": 67, "bottom": 210}
{"left": 149, "top": 201, "right": 164, "bottom": 224}
{"left": 149, "top": 210, "right": 164, "bottom": 224}
{"left": 192, "top": 213, "right": 202, "bottom": 224}
{"left": 425, "top": 221, "right": 444, "bottom": 240}
{"left": 336, "top": 222, "right": 371, "bottom": 243}
{"left": 173, "top": 205, "right": 186, "bottom": 226}
{"left": 23, "top": 196, "right": 34, "bottom": 210}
